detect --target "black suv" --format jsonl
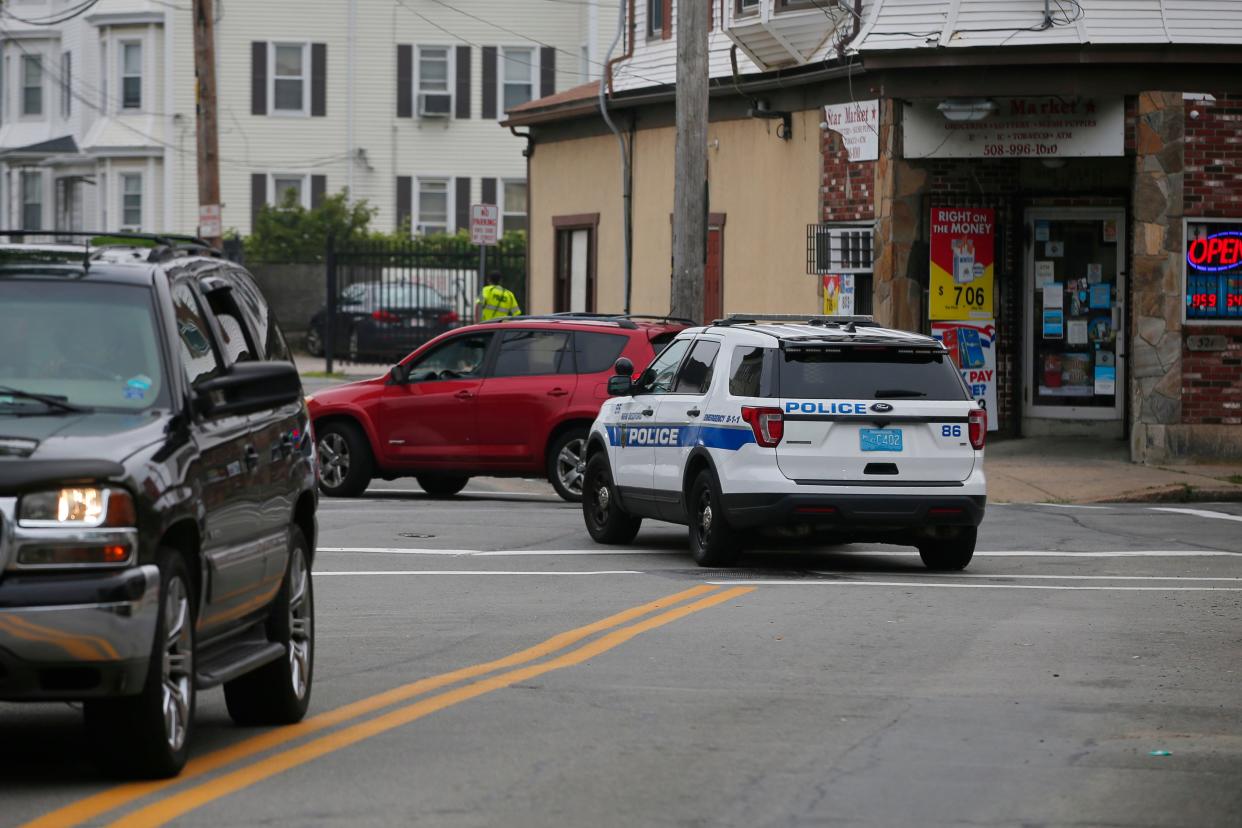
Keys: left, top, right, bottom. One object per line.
{"left": 0, "top": 233, "right": 317, "bottom": 778}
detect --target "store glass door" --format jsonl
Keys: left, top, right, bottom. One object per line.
{"left": 1023, "top": 209, "right": 1126, "bottom": 430}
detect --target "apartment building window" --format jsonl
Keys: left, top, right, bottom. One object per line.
{"left": 417, "top": 46, "right": 451, "bottom": 116}
{"left": 271, "top": 174, "right": 308, "bottom": 207}
{"left": 22, "top": 55, "right": 43, "bottom": 116}
{"left": 502, "top": 180, "right": 528, "bottom": 234}
{"left": 120, "top": 173, "right": 143, "bottom": 229}
{"left": 272, "top": 43, "right": 308, "bottom": 114}
{"left": 121, "top": 42, "right": 142, "bottom": 110}
{"left": 500, "top": 47, "right": 535, "bottom": 111}
{"left": 737, "top": 0, "right": 760, "bottom": 13}
{"left": 21, "top": 171, "right": 43, "bottom": 231}
{"left": 417, "top": 178, "right": 450, "bottom": 235}
{"left": 648, "top": 0, "right": 665, "bottom": 37}
{"left": 60, "top": 52, "right": 72, "bottom": 118}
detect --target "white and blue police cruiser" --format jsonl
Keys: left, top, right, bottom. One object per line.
{"left": 581, "top": 314, "right": 987, "bottom": 570}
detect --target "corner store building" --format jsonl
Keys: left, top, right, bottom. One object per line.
{"left": 504, "top": 1, "right": 1242, "bottom": 462}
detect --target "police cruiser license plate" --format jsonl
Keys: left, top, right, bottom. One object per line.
{"left": 860, "top": 428, "right": 903, "bottom": 452}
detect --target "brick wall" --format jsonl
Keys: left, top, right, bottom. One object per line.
{"left": 1182, "top": 93, "right": 1242, "bottom": 429}
{"left": 821, "top": 130, "right": 875, "bottom": 222}
{"left": 1182, "top": 328, "right": 1242, "bottom": 425}
{"left": 1184, "top": 93, "right": 1242, "bottom": 216}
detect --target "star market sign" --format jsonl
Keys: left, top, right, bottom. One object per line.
{"left": 902, "top": 96, "right": 1124, "bottom": 159}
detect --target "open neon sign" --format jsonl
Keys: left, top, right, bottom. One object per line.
{"left": 1187, "top": 230, "right": 1242, "bottom": 273}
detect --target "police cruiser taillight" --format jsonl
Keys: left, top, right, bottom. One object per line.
{"left": 968, "top": 408, "right": 986, "bottom": 450}
{"left": 741, "top": 406, "right": 784, "bottom": 448}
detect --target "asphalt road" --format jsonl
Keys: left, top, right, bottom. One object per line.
{"left": 4, "top": 482, "right": 1242, "bottom": 828}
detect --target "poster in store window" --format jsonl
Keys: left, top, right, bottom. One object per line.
{"left": 930, "top": 208, "right": 995, "bottom": 320}
{"left": 931, "top": 320, "right": 999, "bottom": 431}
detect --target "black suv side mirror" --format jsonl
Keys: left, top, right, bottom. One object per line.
{"left": 196, "top": 361, "right": 302, "bottom": 418}
{"left": 607, "top": 357, "right": 634, "bottom": 396}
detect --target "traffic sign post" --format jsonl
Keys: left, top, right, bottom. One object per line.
{"left": 471, "top": 204, "right": 500, "bottom": 321}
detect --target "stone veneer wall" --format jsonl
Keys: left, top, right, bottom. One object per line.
{"left": 872, "top": 100, "right": 925, "bottom": 332}
{"left": 1130, "top": 91, "right": 1186, "bottom": 463}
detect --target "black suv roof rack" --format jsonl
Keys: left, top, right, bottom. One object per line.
{"left": 0, "top": 230, "right": 222, "bottom": 267}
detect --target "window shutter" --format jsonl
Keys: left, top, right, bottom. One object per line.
{"left": 397, "top": 44, "right": 413, "bottom": 118}
{"left": 311, "top": 175, "right": 327, "bottom": 208}
{"left": 455, "top": 178, "right": 471, "bottom": 232}
{"left": 481, "top": 177, "right": 497, "bottom": 207}
{"left": 481, "top": 46, "right": 497, "bottom": 119}
{"left": 455, "top": 45, "right": 471, "bottom": 119}
{"left": 251, "top": 42, "right": 267, "bottom": 115}
{"left": 662, "top": 1, "right": 673, "bottom": 40}
{"left": 539, "top": 47, "right": 555, "bottom": 98}
{"left": 250, "top": 174, "right": 267, "bottom": 233}
{"left": 311, "top": 43, "right": 327, "bottom": 116}
{"left": 396, "top": 176, "right": 412, "bottom": 233}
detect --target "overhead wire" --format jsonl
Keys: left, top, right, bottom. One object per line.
{"left": 0, "top": 0, "right": 102, "bottom": 27}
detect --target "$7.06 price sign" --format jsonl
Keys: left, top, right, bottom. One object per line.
{"left": 929, "top": 208, "right": 995, "bottom": 321}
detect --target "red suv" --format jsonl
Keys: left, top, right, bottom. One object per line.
{"left": 307, "top": 314, "right": 690, "bottom": 501}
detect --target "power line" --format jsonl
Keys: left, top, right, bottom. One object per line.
{"left": 0, "top": 0, "right": 102, "bottom": 27}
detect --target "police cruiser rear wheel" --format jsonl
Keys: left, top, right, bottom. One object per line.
{"left": 688, "top": 470, "right": 741, "bottom": 567}
{"left": 583, "top": 453, "right": 641, "bottom": 544}
{"left": 917, "top": 526, "right": 976, "bottom": 571}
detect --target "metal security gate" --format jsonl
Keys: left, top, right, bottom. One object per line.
{"left": 323, "top": 238, "right": 525, "bottom": 370}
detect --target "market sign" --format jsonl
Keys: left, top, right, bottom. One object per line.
{"left": 903, "top": 96, "right": 1124, "bottom": 159}
{"left": 822, "top": 99, "right": 879, "bottom": 162}
{"left": 929, "top": 208, "right": 994, "bottom": 320}
{"left": 1185, "top": 219, "right": 1242, "bottom": 321}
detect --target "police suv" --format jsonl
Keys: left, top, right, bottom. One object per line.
{"left": 581, "top": 315, "right": 986, "bottom": 570}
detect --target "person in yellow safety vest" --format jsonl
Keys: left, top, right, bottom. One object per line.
{"left": 476, "top": 272, "right": 522, "bottom": 321}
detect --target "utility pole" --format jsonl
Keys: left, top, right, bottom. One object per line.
{"left": 670, "top": 0, "right": 709, "bottom": 322}
{"left": 192, "top": 0, "right": 222, "bottom": 245}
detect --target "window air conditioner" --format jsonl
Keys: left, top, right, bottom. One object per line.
{"left": 419, "top": 92, "right": 452, "bottom": 118}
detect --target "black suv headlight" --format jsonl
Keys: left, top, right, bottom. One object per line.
{"left": 15, "top": 487, "right": 137, "bottom": 567}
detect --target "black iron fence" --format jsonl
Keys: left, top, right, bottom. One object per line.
{"left": 322, "top": 237, "right": 526, "bottom": 370}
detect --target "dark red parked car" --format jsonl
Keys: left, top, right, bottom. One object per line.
{"left": 307, "top": 314, "right": 690, "bottom": 501}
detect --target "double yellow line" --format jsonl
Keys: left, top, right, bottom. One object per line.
{"left": 26, "top": 583, "right": 752, "bottom": 828}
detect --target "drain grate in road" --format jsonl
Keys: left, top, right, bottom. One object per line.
{"left": 398, "top": 532, "right": 436, "bottom": 539}
{"left": 674, "top": 569, "right": 826, "bottom": 580}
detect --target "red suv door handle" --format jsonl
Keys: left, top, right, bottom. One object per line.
{"left": 547, "top": 388, "right": 569, "bottom": 397}
{"left": 454, "top": 389, "right": 475, "bottom": 400}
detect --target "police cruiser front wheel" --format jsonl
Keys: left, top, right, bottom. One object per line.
{"left": 917, "top": 526, "right": 976, "bottom": 571}
{"left": 688, "top": 470, "right": 741, "bottom": 567}
{"left": 582, "top": 453, "right": 641, "bottom": 544}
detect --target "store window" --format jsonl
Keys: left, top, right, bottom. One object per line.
{"left": 1024, "top": 210, "right": 1125, "bottom": 420}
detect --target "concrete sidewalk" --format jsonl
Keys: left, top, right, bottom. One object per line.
{"left": 984, "top": 436, "right": 1242, "bottom": 503}
{"left": 295, "top": 357, "right": 1242, "bottom": 505}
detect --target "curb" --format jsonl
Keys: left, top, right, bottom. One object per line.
{"left": 1085, "top": 484, "right": 1242, "bottom": 504}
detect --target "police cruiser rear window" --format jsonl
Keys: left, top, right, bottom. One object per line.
{"left": 730, "top": 346, "right": 967, "bottom": 401}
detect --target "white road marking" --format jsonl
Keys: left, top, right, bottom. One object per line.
{"left": 818, "top": 573, "right": 1242, "bottom": 582}
{"left": 1151, "top": 507, "right": 1242, "bottom": 524}
{"left": 1035, "top": 503, "right": 1115, "bottom": 510}
{"left": 314, "top": 570, "right": 642, "bottom": 577}
{"left": 319, "top": 547, "right": 677, "bottom": 556}
{"left": 708, "top": 580, "right": 1242, "bottom": 592}
{"left": 319, "top": 546, "right": 1234, "bottom": 558}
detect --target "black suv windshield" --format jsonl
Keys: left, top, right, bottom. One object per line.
{"left": 778, "top": 348, "right": 968, "bottom": 401}
{"left": 0, "top": 280, "right": 169, "bottom": 413}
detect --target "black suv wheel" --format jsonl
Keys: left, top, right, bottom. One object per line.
{"left": 224, "top": 527, "right": 315, "bottom": 724}
{"left": 85, "top": 548, "right": 196, "bottom": 778}
{"left": 583, "top": 452, "right": 642, "bottom": 544}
